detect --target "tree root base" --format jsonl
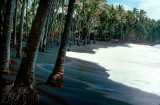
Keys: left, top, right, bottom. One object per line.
{"left": 46, "top": 73, "right": 63, "bottom": 88}
{"left": 16, "top": 55, "right": 21, "bottom": 58}
{"left": 1, "top": 70, "right": 10, "bottom": 75}
{"left": 1, "top": 84, "right": 39, "bottom": 105}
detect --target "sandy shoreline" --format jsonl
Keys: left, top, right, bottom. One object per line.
{"left": 67, "top": 41, "right": 160, "bottom": 105}
{"left": 1, "top": 41, "right": 160, "bottom": 105}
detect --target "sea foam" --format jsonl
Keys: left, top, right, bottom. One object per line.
{"left": 66, "top": 43, "right": 160, "bottom": 96}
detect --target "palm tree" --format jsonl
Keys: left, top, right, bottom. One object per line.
{"left": 93, "top": 16, "right": 96, "bottom": 43}
{"left": 2, "top": 0, "right": 53, "bottom": 104}
{"left": 41, "top": 0, "right": 55, "bottom": 51}
{"left": 26, "top": 0, "right": 28, "bottom": 37}
{"left": 47, "top": 0, "right": 61, "bottom": 41}
{"left": 57, "top": 0, "right": 65, "bottom": 46}
{"left": 13, "top": 0, "right": 19, "bottom": 46}
{"left": 32, "top": 0, "right": 36, "bottom": 23}
{"left": 0, "top": 0, "right": 15, "bottom": 74}
{"left": 46, "top": 0, "right": 76, "bottom": 87}
{"left": 16, "top": 0, "right": 26, "bottom": 58}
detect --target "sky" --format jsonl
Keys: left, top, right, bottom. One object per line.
{"left": 107, "top": 0, "right": 160, "bottom": 20}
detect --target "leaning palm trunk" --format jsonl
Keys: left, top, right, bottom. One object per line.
{"left": 57, "top": 0, "right": 64, "bottom": 46}
{"left": 87, "top": 9, "right": 96, "bottom": 44}
{"left": 93, "top": 17, "right": 96, "bottom": 43}
{"left": 42, "top": 1, "right": 54, "bottom": 52}
{"left": 75, "top": 12, "right": 80, "bottom": 46}
{"left": 121, "top": 22, "right": 124, "bottom": 43}
{"left": 71, "top": 20, "right": 74, "bottom": 41}
{"left": 15, "top": 0, "right": 52, "bottom": 86}
{"left": 46, "top": 0, "right": 75, "bottom": 87}
{"left": 26, "top": 0, "right": 28, "bottom": 37}
{"left": 39, "top": 25, "right": 46, "bottom": 51}
{"left": 16, "top": 0, "right": 25, "bottom": 58}
{"left": 83, "top": 12, "right": 95, "bottom": 45}
{"left": 77, "top": 15, "right": 82, "bottom": 46}
{"left": 80, "top": 14, "right": 84, "bottom": 42}
{"left": 47, "top": 0, "right": 61, "bottom": 39}
{"left": 83, "top": 28, "right": 87, "bottom": 46}
{"left": 0, "top": 0, "right": 15, "bottom": 74}
{"left": 13, "top": 0, "right": 18, "bottom": 46}
{"left": 73, "top": 25, "right": 76, "bottom": 43}
{"left": 32, "top": 0, "right": 36, "bottom": 23}
{"left": 2, "top": 0, "right": 52, "bottom": 104}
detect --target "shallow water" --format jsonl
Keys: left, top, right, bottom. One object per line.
{"left": 66, "top": 43, "right": 160, "bottom": 96}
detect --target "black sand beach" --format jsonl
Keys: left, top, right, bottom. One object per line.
{"left": 2, "top": 41, "right": 160, "bottom": 105}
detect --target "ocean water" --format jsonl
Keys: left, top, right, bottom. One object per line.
{"left": 66, "top": 43, "right": 160, "bottom": 96}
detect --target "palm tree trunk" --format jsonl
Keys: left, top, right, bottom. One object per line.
{"left": 39, "top": 25, "right": 45, "bottom": 51}
{"left": 83, "top": 29, "right": 87, "bottom": 46}
{"left": 76, "top": 12, "right": 80, "bottom": 46}
{"left": 117, "top": 22, "right": 120, "bottom": 40}
{"left": 16, "top": 0, "right": 25, "bottom": 58}
{"left": 26, "top": 0, "right": 28, "bottom": 37}
{"left": 80, "top": 14, "right": 84, "bottom": 42}
{"left": 57, "top": 0, "right": 64, "bottom": 46}
{"left": 1, "top": 1, "right": 53, "bottom": 104}
{"left": 42, "top": 1, "right": 54, "bottom": 52}
{"left": 46, "top": 0, "right": 76, "bottom": 87}
{"left": 15, "top": 0, "right": 52, "bottom": 87}
{"left": 77, "top": 16, "right": 81, "bottom": 46}
{"left": 13, "top": 0, "right": 18, "bottom": 46}
{"left": 93, "top": 17, "right": 96, "bottom": 43}
{"left": 32, "top": 0, "right": 36, "bottom": 23}
{"left": 0, "top": 0, "right": 15, "bottom": 74}
{"left": 39, "top": 39, "right": 43, "bottom": 51}
{"left": 71, "top": 20, "right": 73, "bottom": 41}
{"left": 73, "top": 24, "right": 76, "bottom": 43}
{"left": 47, "top": 0, "right": 61, "bottom": 39}
{"left": 126, "top": 22, "right": 129, "bottom": 40}
{"left": 121, "top": 22, "right": 124, "bottom": 42}
{"left": 51, "top": 30, "right": 55, "bottom": 43}
{"left": 87, "top": 12, "right": 95, "bottom": 44}
{"left": 109, "top": 20, "right": 113, "bottom": 40}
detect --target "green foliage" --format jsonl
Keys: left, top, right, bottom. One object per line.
{"left": 2, "top": 0, "right": 158, "bottom": 44}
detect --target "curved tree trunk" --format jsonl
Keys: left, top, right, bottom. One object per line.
{"left": 75, "top": 11, "right": 81, "bottom": 46}
{"left": 13, "top": 0, "right": 18, "bottom": 46}
{"left": 39, "top": 25, "right": 46, "bottom": 51}
{"left": 83, "top": 28, "right": 87, "bottom": 46}
{"left": 121, "top": 22, "right": 124, "bottom": 43}
{"left": 46, "top": 0, "right": 76, "bottom": 87}
{"left": 0, "top": 0, "right": 15, "bottom": 74}
{"left": 32, "top": 0, "right": 36, "bottom": 23}
{"left": 87, "top": 10, "right": 96, "bottom": 44}
{"left": 57, "top": 0, "right": 64, "bottom": 46}
{"left": 71, "top": 20, "right": 73, "bottom": 41}
{"left": 47, "top": 0, "right": 61, "bottom": 39}
{"left": 80, "top": 14, "right": 84, "bottom": 42}
{"left": 77, "top": 13, "right": 81, "bottom": 46}
{"left": 73, "top": 25, "right": 76, "bottom": 43}
{"left": 93, "top": 17, "right": 96, "bottom": 43}
{"left": 42, "top": 1, "right": 54, "bottom": 52}
{"left": 1, "top": 1, "right": 52, "bottom": 104}
{"left": 109, "top": 20, "right": 113, "bottom": 40}
{"left": 83, "top": 12, "right": 95, "bottom": 45}
{"left": 16, "top": 0, "right": 25, "bottom": 58}
{"left": 26, "top": 0, "right": 28, "bottom": 37}
{"left": 14, "top": 0, "right": 53, "bottom": 87}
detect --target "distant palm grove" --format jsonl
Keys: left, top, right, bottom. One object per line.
{"left": 0, "top": 0, "right": 160, "bottom": 104}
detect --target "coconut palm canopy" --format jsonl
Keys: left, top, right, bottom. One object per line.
{"left": 0, "top": 0, "right": 160, "bottom": 105}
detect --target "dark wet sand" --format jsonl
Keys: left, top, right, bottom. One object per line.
{"left": 1, "top": 41, "right": 160, "bottom": 105}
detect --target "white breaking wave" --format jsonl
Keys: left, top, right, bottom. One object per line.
{"left": 66, "top": 43, "right": 160, "bottom": 96}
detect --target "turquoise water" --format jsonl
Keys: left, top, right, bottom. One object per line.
{"left": 66, "top": 44, "right": 160, "bottom": 96}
